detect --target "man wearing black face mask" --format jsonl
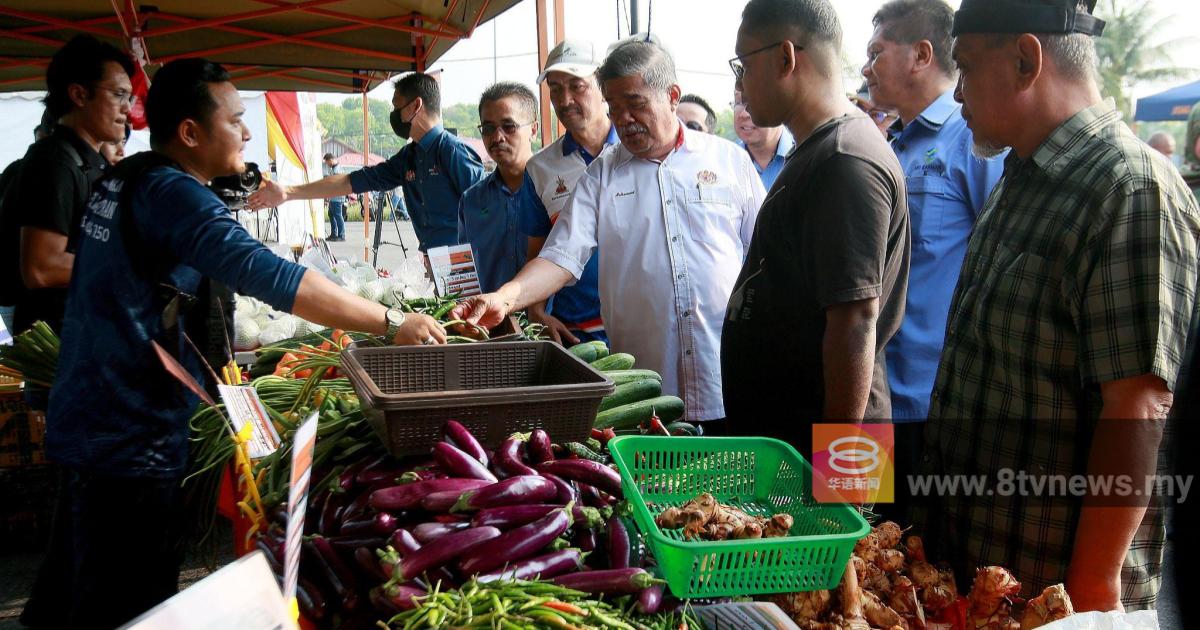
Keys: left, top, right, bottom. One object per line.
{"left": 251, "top": 73, "right": 485, "bottom": 252}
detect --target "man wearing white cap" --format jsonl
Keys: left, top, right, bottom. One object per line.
{"left": 518, "top": 39, "right": 618, "bottom": 345}
{"left": 456, "top": 39, "right": 766, "bottom": 427}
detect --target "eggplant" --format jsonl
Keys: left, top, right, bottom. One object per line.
{"left": 342, "top": 484, "right": 384, "bottom": 523}
{"left": 421, "top": 489, "right": 463, "bottom": 513}
{"left": 383, "top": 583, "right": 426, "bottom": 611}
{"left": 476, "top": 548, "right": 585, "bottom": 583}
{"left": 495, "top": 436, "right": 538, "bottom": 477}
{"left": 369, "top": 478, "right": 492, "bottom": 512}
{"left": 544, "top": 473, "right": 578, "bottom": 504}
{"left": 340, "top": 512, "right": 401, "bottom": 538}
{"left": 297, "top": 576, "right": 328, "bottom": 620}
{"left": 574, "top": 527, "right": 598, "bottom": 554}
{"left": 339, "top": 454, "right": 386, "bottom": 492}
{"left": 319, "top": 491, "right": 348, "bottom": 536}
{"left": 412, "top": 520, "right": 470, "bottom": 543}
{"left": 528, "top": 429, "right": 554, "bottom": 464}
{"left": 304, "top": 536, "right": 360, "bottom": 611}
{"left": 444, "top": 420, "right": 489, "bottom": 467}
{"left": 432, "top": 442, "right": 498, "bottom": 482}
{"left": 256, "top": 539, "right": 284, "bottom": 572}
{"left": 397, "top": 468, "right": 446, "bottom": 483}
{"left": 537, "top": 460, "right": 623, "bottom": 497}
{"left": 606, "top": 516, "right": 631, "bottom": 569}
{"left": 451, "top": 475, "right": 557, "bottom": 512}
{"left": 471, "top": 504, "right": 603, "bottom": 530}
{"left": 355, "top": 546, "right": 389, "bottom": 581}
{"left": 368, "top": 586, "right": 401, "bottom": 617}
{"left": 551, "top": 567, "right": 658, "bottom": 595}
{"left": 327, "top": 535, "right": 388, "bottom": 553}
{"left": 398, "top": 526, "right": 501, "bottom": 581}
{"left": 577, "top": 483, "right": 606, "bottom": 508}
{"left": 637, "top": 584, "right": 665, "bottom": 614}
{"left": 388, "top": 528, "right": 421, "bottom": 555}
{"left": 356, "top": 467, "right": 409, "bottom": 486}
{"left": 457, "top": 504, "right": 573, "bottom": 575}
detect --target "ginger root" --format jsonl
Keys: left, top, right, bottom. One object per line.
{"left": 904, "top": 535, "right": 926, "bottom": 562}
{"left": 1021, "top": 584, "right": 1074, "bottom": 629}
{"left": 875, "top": 521, "right": 904, "bottom": 550}
{"left": 967, "top": 566, "right": 1021, "bottom": 621}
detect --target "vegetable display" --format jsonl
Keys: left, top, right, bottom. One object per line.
{"left": 654, "top": 492, "right": 794, "bottom": 541}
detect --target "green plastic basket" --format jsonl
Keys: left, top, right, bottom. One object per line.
{"left": 607, "top": 436, "right": 869, "bottom": 598}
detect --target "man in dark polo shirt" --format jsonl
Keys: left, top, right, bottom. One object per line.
{"left": 723, "top": 0, "right": 910, "bottom": 457}
{"left": 0, "top": 35, "right": 134, "bottom": 335}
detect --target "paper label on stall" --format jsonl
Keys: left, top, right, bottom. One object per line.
{"left": 428, "top": 244, "right": 481, "bottom": 297}
{"left": 0, "top": 314, "right": 10, "bottom": 345}
{"left": 119, "top": 551, "right": 293, "bottom": 630}
{"left": 217, "top": 384, "right": 281, "bottom": 458}
{"left": 282, "top": 411, "right": 318, "bottom": 604}
{"left": 300, "top": 246, "right": 341, "bottom": 285}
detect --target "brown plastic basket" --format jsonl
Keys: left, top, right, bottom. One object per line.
{"left": 340, "top": 341, "right": 615, "bottom": 456}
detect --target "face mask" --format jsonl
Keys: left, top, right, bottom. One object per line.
{"left": 390, "top": 109, "right": 413, "bottom": 140}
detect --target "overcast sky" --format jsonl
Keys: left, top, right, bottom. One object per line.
{"left": 319, "top": 0, "right": 1200, "bottom": 112}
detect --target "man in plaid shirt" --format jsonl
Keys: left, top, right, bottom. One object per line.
{"left": 917, "top": 0, "right": 1200, "bottom": 612}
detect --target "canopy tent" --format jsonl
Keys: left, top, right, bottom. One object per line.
{"left": 1134, "top": 79, "right": 1200, "bottom": 122}
{"left": 0, "top": 0, "right": 521, "bottom": 93}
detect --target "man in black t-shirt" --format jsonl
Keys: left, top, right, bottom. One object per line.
{"left": 0, "top": 35, "right": 134, "bottom": 335}
{"left": 723, "top": 0, "right": 910, "bottom": 457}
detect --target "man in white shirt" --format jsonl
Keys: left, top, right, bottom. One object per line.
{"left": 454, "top": 39, "right": 766, "bottom": 424}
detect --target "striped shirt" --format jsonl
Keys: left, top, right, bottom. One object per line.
{"left": 916, "top": 101, "right": 1200, "bottom": 610}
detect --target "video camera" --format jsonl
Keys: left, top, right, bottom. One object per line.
{"left": 209, "top": 162, "right": 262, "bottom": 210}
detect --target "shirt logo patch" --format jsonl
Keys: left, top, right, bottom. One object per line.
{"left": 405, "top": 170, "right": 416, "bottom": 182}
{"left": 697, "top": 170, "right": 719, "bottom": 185}
{"left": 554, "top": 176, "right": 568, "bottom": 195}
{"left": 429, "top": 166, "right": 441, "bottom": 176}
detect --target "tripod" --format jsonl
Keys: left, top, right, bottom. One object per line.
{"left": 370, "top": 193, "right": 410, "bottom": 268}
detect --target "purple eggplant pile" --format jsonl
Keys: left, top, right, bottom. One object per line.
{"left": 254, "top": 420, "right": 665, "bottom": 628}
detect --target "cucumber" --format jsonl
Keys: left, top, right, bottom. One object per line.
{"left": 666, "top": 421, "right": 701, "bottom": 436}
{"left": 602, "top": 369, "right": 662, "bottom": 386}
{"left": 568, "top": 340, "right": 610, "bottom": 363}
{"left": 594, "top": 395, "right": 685, "bottom": 430}
{"left": 598, "top": 379, "right": 662, "bottom": 412}
{"left": 590, "top": 353, "right": 635, "bottom": 371}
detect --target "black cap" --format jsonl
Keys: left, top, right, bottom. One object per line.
{"left": 952, "top": 0, "right": 1105, "bottom": 37}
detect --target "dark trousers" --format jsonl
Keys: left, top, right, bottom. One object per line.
{"left": 875, "top": 420, "right": 925, "bottom": 524}
{"left": 328, "top": 199, "right": 346, "bottom": 239}
{"left": 21, "top": 468, "right": 186, "bottom": 629}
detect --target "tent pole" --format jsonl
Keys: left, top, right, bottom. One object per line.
{"left": 535, "top": 0, "right": 552, "bottom": 147}
{"left": 362, "top": 90, "right": 370, "bottom": 262}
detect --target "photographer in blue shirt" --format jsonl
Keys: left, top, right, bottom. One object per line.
{"left": 251, "top": 73, "right": 485, "bottom": 252}
{"left": 23, "top": 59, "right": 445, "bottom": 630}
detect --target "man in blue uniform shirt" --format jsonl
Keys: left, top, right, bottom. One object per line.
{"left": 251, "top": 73, "right": 485, "bottom": 252}
{"left": 21, "top": 59, "right": 445, "bottom": 630}
{"left": 458, "top": 82, "right": 541, "bottom": 293}
{"left": 861, "top": 0, "right": 1004, "bottom": 518}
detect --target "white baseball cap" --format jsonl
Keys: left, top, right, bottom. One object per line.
{"left": 537, "top": 39, "right": 600, "bottom": 84}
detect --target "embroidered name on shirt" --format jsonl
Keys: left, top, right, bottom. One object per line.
{"left": 615, "top": 190, "right": 635, "bottom": 198}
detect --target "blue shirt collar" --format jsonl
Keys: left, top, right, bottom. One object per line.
{"left": 774, "top": 130, "right": 796, "bottom": 158}
{"left": 561, "top": 126, "right": 619, "bottom": 162}
{"left": 483, "top": 168, "right": 533, "bottom": 196}
{"left": 914, "top": 89, "right": 959, "bottom": 130}
{"left": 417, "top": 124, "right": 445, "bottom": 151}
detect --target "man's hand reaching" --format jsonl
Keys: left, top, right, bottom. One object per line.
{"left": 248, "top": 178, "right": 288, "bottom": 210}
{"left": 449, "top": 293, "right": 512, "bottom": 330}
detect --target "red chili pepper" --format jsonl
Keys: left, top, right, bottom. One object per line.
{"left": 590, "top": 428, "right": 605, "bottom": 441}
{"left": 648, "top": 415, "right": 670, "bottom": 436}
{"left": 601, "top": 428, "right": 617, "bottom": 445}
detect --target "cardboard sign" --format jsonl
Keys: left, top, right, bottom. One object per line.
{"left": 119, "top": 551, "right": 293, "bottom": 630}
{"left": 217, "top": 384, "right": 282, "bottom": 459}
{"left": 282, "top": 411, "right": 318, "bottom": 604}
{"left": 428, "top": 243, "right": 481, "bottom": 297}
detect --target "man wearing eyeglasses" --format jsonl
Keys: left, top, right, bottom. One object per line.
{"left": 722, "top": 0, "right": 910, "bottom": 456}
{"left": 457, "top": 82, "right": 540, "bottom": 293}
{"left": 0, "top": 35, "right": 133, "bottom": 337}
{"left": 453, "top": 39, "right": 765, "bottom": 427}
{"left": 251, "top": 73, "right": 485, "bottom": 253}
{"left": 732, "top": 89, "right": 794, "bottom": 189}
{"left": 860, "top": 0, "right": 1005, "bottom": 523}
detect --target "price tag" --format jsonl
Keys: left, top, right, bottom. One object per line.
{"left": 217, "top": 384, "right": 282, "bottom": 458}
{"left": 428, "top": 243, "right": 480, "bottom": 297}
{"left": 119, "top": 551, "right": 293, "bottom": 630}
{"left": 282, "top": 411, "right": 318, "bottom": 604}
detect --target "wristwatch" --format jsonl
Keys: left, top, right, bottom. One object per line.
{"left": 384, "top": 307, "right": 406, "bottom": 342}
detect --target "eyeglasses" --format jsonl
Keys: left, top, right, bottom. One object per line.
{"left": 95, "top": 86, "right": 135, "bottom": 106}
{"left": 867, "top": 108, "right": 898, "bottom": 125}
{"left": 478, "top": 121, "right": 534, "bottom": 136}
{"left": 728, "top": 41, "right": 803, "bottom": 81}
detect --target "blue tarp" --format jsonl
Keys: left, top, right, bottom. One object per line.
{"left": 1134, "top": 80, "right": 1200, "bottom": 121}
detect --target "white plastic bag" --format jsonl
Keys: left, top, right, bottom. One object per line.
{"left": 1037, "top": 610, "right": 1158, "bottom": 630}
